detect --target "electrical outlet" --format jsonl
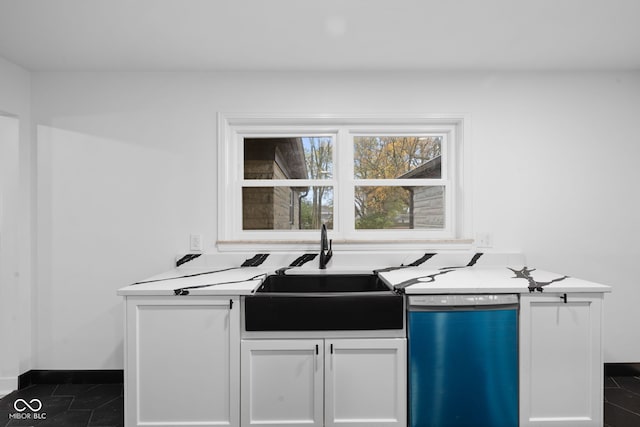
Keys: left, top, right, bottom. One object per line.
{"left": 190, "top": 234, "right": 203, "bottom": 251}
{"left": 476, "top": 232, "right": 493, "bottom": 248}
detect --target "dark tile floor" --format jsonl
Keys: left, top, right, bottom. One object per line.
{"left": 0, "top": 375, "right": 638, "bottom": 426}
{"left": 0, "top": 383, "right": 123, "bottom": 427}
{"left": 605, "top": 376, "right": 640, "bottom": 427}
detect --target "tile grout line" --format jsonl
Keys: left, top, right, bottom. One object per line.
{"left": 619, "top": 386, "right": 640, "bottom": 399}
{"left": 606, "top": 400, "right": 640, "bottom": 418}
{"left": 5, "top": 378, "right": 640, "bottom": 427}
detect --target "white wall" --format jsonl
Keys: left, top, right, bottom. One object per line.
{"left": 0, "top": 56, "right": 32, "bottom": 394}
{"left": 0, "top": 114, "right": 20, "bottom": 396}
{"left": 31, "top": 71, "right": 640, "bottom": 368}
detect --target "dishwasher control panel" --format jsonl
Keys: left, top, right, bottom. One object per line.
{"left": 408, "top": 294, "right": 519, "bottom": 307}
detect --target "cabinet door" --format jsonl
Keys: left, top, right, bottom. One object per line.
{"left": 241, "top": 339, "right": 324, "bottom": 427}
{"left": 125, "top": 296, "right": 239, "bottom": 427}
{"left": 520, "top": 293, "right": 603, "bottom": 427}
{"left": 325, "top": 338, "right": 407, "bottom": 427}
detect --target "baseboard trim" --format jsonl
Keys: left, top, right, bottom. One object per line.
{"left": 12, "top": 365, "right": 636, "bottom": 391}
{"left": 604, "top": 363, "right": 640, "bottom": 377}
{"left": 18, "top": 370, "right": 124, "bottom": 389}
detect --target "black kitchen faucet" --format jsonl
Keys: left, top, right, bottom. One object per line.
{"left": 319, "top": 223, "right": 332, "bottom": 269}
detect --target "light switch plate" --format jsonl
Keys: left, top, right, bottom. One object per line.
{"left": 190, "top": 234, "right": 203, "bottom": 251}
{"left": 476, "top": 232, "right": 493, "bottom": 248}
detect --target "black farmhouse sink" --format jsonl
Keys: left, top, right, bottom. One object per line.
{"left": 256, "top": 273, "right": 392, "bottom": 293}
{"left": 244, "top": 274, "right": 403, "bottom": 331}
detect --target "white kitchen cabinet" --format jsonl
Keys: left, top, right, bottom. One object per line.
{"left": 325, "top": 338, "right": 406, "bottom": 427}
{"left": 241, "top": 338, "right": 406, "bottom": 427}
{"left": 519, "top": 293, "right": 604, "bottom": 427}
{"left": 241, "top": 339, "right": 324, "bottom": 427}
{"left": 124, "top": 296, "right": 240, "bottom": 427}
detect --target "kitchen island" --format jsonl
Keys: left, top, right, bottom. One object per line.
{"left": 118, "top": 251, "right": 611, "bottom": 427}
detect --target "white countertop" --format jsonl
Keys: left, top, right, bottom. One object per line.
{"left": 117, "top": 251, "right": 611, "bottom": 296}
{"left": 116, "top": 266, "right": 273, "bottom": 296}
{"left": 377, "top": 266, "right": 611, "bottom": 294}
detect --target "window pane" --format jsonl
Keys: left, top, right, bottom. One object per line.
{"left": 354, "top": 186, "right": 445, "bottom": 230}
{"left": 244, "top": 137, "right": 333, "bottom": 180}
{"left": 354, "top": 136, "right": 441, "bottom": 179}
{"left": 243, "top": 186, "right": 333, "bottom": 230}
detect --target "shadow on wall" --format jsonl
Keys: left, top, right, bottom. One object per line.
{"left": 35, "top": 124, "right": 187, "bottom": 370}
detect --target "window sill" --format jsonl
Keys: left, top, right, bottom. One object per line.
{"left": 216, "top": 239, "right": 474, "bottom": 252}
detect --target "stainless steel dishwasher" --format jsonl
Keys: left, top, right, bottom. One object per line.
{"left": 407, "top": 294, "right": 519, "bottom": 427}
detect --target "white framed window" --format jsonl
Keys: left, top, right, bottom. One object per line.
{"left": 217, "top": 113, "right": 471, "bottom": 248}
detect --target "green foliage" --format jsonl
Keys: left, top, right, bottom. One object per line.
{"left": 355, "top": 186, "right": 410, "bottom": 229}
{"left": 296, "top": 135, "right": 438, "bottom": 230}
{"left": 303, "top": 138, "right": 333, "bottom": 229}
{"left": 354, "top": 136, "right": 440, "bottom": 229}
{"left": 354, "top": 136, "right": 441, "bottom": 179}
{"left": 300, "top": 199, "right": 314, "bottom": 229}
{"left": 355, "top": 211, "right": 393, "bottom": 229}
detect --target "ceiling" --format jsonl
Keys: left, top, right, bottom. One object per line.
{"left": 1, "top": 0, "right": 639, "bottom": 72}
